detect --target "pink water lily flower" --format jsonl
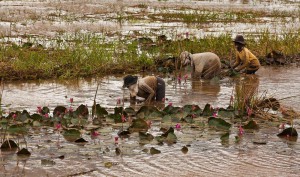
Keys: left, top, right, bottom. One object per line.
{"left": 121, "top": 114, "right": 126, "bottom": 122}
{"left": 247, "top": 107, "right": 252, "bottom": 117}
{"left": 44, "top": 113, "right": 49, "bottom": 118}
{"left": 168, "top": 102, "right": 173, "bottom": 106}
{"left": 37, "top": 106, "right": 42, "bottom": 114}
{"left": 117, "top": 98, "right": 121, "bottom": 105}
{"left": 91, "top": 131, "right": 100, "bottom": 137}
{"left": 56, "top": 123, "right": 61, "bottom": 130}
{"left": 212, "top": 111, "right": 218, "bottom": 117}
{"left": 238, "top": 126, "right": 244, "bottom": 136}
{"left": 184, "top": 74, "right": 188, "bottom": 82}
{"left": 114, "top": 136, "right": 119, "bottom": 144}
{"left": 12, "top": 114, "right": 17, "bottom": 119}
{"left": 175, "top": 123, "right": 181, "bottom": 130}
{"left": 70, "top": 98, "right": 74, "bottom": 103}
{"left": 185, "top": 32, "right": 189, "bottom": 39}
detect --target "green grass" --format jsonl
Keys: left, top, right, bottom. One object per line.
{"left": 0, "top": 30, "right": 299, "bottom": 80}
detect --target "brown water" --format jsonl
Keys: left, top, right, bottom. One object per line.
{"left": 1, "top": 66, "right": 300, "bottom": 177}
{"left": 1, "top": 0, "right": 300, "bottom": 176}
{"left": 2, "top": 66, "right": 300, "bottom": 112}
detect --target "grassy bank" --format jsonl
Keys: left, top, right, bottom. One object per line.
{"left": 0, "top": 30, "right": 300, "bottom": 80}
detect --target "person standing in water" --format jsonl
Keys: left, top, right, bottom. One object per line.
{"left": 231, "top": 35, "right": 261, "bottom": 74}
{"left": 122, "top": 75, "right": 165, "bottom": 104}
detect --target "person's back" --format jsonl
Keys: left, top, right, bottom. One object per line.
{"left": 180, "top": 51, "right": 221, "bottom": 80}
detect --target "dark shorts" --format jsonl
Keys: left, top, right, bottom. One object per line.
{"left": 245, "top": 68, "right": 259, "bottom": 74}
{"left": 156, "top": 77, "right": 165, "bottom": 101}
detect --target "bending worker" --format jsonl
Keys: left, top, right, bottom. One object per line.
{"left": 232, "top": 35, "right": 260, "bottom": 74}
{"left": 122, "top": 75, "right": 165, "bottom": 104}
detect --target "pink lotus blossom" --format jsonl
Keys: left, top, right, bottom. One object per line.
{"left": 238, "top": 126, "right": 244, "bottom": 136}
{"left": 91, "top": 131, "right": 100, "bottom": 137}
{"left": 168, "top": 102, "right": 173, "bottom": 106}
{"left": 121, "top": 114, "right": 126, "bottom": 122}
{"left": 185, "top": 32, "right": 189, "bottom": 39}
{"left": 37, "top": 106, "right": 42, "bottom": 113}
{"left": 114, "top": 136, "right": 119, "bottom": 144}
{"left": 212, "top": 112, "right": 218, "bottom": 117}
{"left": 117, "top": 98, "right": 121, "bottom": 105}
{"left": 12, "top": 114, "right": 17, "bottom": 119}
{"left": 175, "top": 123, "right": 181, "bottom": 130}
{"left": 177, "top": 76, "right": 182, "bottom": 82}
{"left": 247, "top": 107, "right": 252, "bottom": 117}
{"left": 70, "top": 98, "right": 74, "bottom": 103}
{"left": 184, "top": 74, "right": 188, "bottom": 82}
{"left": 56, "top": 123, "right": 61, "bottom": 130}
{"left": 44, "top": 113, "right": 49, "bottom": 118}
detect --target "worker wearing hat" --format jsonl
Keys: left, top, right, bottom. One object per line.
{"left": 122, "top": 75, "right": 165, "bottom": 104}
{"left": 231, "top": 35, "right": 260, "bottom": 74}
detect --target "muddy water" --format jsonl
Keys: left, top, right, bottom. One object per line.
{"left": 2, "top": 66, "right": 300, "bottom": 112}
{"left": 1, "top": 66, "right": 300, "bottom": 177}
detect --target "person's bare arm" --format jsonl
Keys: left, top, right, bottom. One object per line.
{"left": 139, "top": 83, "right": 155, "bottom": 103}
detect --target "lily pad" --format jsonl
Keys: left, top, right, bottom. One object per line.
{"left": 74, "top": 104, "right": 89, "bottom": 118}
{"left": 92, "top": 104, "right": 108, "bottom": 118}
{"left": 139, "top": 132, "right": 154, "bottom": 141}
{"left": 150, "top": 147, "right": 161, "bottom": 155}
{"left": 63, "top": 129, "right": 81, "bottom": 142}
{"left": 202, "top": 103, "right": 213, "bottom": 116}
{"left": 17, "top": 148, "right": 31, "bottom": 156}
{"left": 75, "top": 138, "right": 88, "bottom": 143}
{"left": 128, "top": 118, "right": 149, "bottom": 133}
{"left": 41, "top": 159, "right": 56, "bottom": 166}
{"left": 277, "top": 127, "right": 298, "bottom": 137}
{"left": 53, "top": 106, "right": 67, "bottom": 117}
{"left": 136, "top": 106, "right": 161, "bottom": 119}
{"left": 115, "top": 147, "right": 121, "bottom": 156}
{"left": 243, "top": 120, "right": 259, "bottom": 130}
{"left": 31, "top": 113, "right": 43, "bottom": 121}
{"left": 8, "top": 125, "right": 28, "bottom": 134}
{"left": 118, "top": 130, "right": 131, "bottom": 138}
{"left": 220, "top": 132, "right": 230, "bottom": 141}
{"left": 181, "top": 146, "right": 188, "bottom": 154}
{"left": 218, "top": 108, "right": 235, "bottom": 118}
{"left": 1, "top": 140, "right": 18, "bottom": 149}
{"left": 208, "top": 117, "right": 231, "bottom": 130}
{"left": 124, "top": 107, "right": 136, "bottom": 116}
{"left": 155, "top": 127, "right": 177, "bottom": 144}
{"left": 163, "top": 105, "right": 181, "bottom": 114}
{"left": 107, "top": 113, "right": 122, "bottom": 123}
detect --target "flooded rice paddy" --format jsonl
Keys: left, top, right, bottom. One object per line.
{"left": 1, "top": 0, "right": 300, "bottom": 177}
{"left": 1, "top": 66, "right": 300, "bottom": 177}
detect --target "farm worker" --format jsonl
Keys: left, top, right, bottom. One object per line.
{"left": 231, "top": 35, "right": 260, "bottom": 74}
{"left": 122, "top": 75, "right": 165, "bottom": 104}
{"left": 180, "top": 51, "right": 221, "bottom": 80}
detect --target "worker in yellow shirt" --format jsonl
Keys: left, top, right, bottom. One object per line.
{"left": 231, "top": 35, "right": 260, "bottom": 74}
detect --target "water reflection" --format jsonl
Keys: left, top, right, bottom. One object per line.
{"left": 1, "top": 66, "right": 300, "bottom": 114}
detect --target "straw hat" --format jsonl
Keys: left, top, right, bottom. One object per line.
{"left": 233, "top": 35, "right": 246, "bottom": 45}
{"left": 123, "top": 75, "right": 138, "bottom": 88}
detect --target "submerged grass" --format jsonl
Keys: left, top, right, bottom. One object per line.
{"left": 0, "top": 30, "right": 300, "bottom": 80}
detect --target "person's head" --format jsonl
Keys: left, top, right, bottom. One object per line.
{"left": 180, "top": 51, "right": 191, "bottom": 66}
{"left": 122, "top": 75, "right": 138, "bottom": 88}
{"left": 233, "top": 35, "right": 246, "bottom": 52}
